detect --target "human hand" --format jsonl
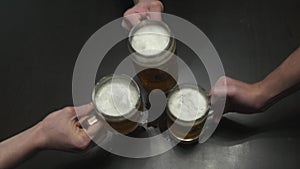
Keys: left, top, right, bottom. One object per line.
{"left": 38, "top": 103, "right": 104, "bottom": 153}
{"left": 122, "top": 0, "right": 163, "bottom": 30}
{"left": 209, "top": 76, "right": 268, "bottom": 114}
{"left": 0, "top": 104, "right": 104, "bottom": 169}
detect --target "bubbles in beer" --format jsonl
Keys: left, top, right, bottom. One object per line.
{"left": 94, "top": 78, "right": 139, "bottom": 117}
{"left": 168, "top": 87, "right": 208, "bottom": 121}
{"left": 131, "top": 24, "right": 170, "bottom": 56}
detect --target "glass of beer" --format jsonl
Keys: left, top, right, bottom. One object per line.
{"left": 128, "top": 20, "right": 177, "bottom": 92}
{"left": 91, "top": 74, "right": 143, "bottom": 135}
{"left": 166, "top": 84, "right": 210, "bottom": 142}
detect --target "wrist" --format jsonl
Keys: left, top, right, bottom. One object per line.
{"left": 30, "top": 122, "right": 48, "bottom": 151}
{"left": 252, "top": 81, "right": 273, "bottom": 112}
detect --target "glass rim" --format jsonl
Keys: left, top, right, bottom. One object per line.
{"left": 92, "top": 74, "right": 141, "bottom": 121}
{"left": 166, "top": 83, "right": 211, "bottom": 123}
{"left": 128, "top": 20, "right": 174, "bottom": 58}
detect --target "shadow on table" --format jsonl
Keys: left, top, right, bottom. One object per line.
{"left": 171, "top": 116, "right": 265, "bottom": 157}
{"left": 171, "top": 116, "right": 263, "bottom": 153}
{"left": 55, "top": 147, "right": 112, "bottom": 169}
{"left": 58, "top": 117, "right": 264, "bottom": 168}
{"left": 209, "top": 117, "right": 264, "bottom": 146}
{"left": 56, "top": 114, "right": 299, "bottom": 169}
{"left": 55, "top": 127, "right": 151, "bottom": 169}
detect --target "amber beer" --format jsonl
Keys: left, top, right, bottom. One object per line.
{"left": 166, "top": 85, "right": 210, "bottom": 142}
{"left": 92, "top": 74, "right": 142, "bottom": 135}
{"left": 129, "top": 20, "right": 177, "bottom": 92}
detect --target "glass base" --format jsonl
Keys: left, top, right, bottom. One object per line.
{"left": 168, "top": 129, "right": 200, "bottom": 144}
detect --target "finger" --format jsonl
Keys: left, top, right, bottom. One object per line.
{"left": 81, "top": 141, "right": 96, "bottom": 155}
{"left": 79, "top": 115, "right": 100, "bottom": 130}
{"left": 148, "top": 1, "right": 163, "bottom": 20}
{"left": 81, "top": 118, "right": 107, "bottom": 147}
{"left": 92, "top": 129, "right": 107, "bottom": 146}
{"left": 122, "top": 19, "right": 131, "bottom": 30}
{"left": 75, "top": 103, "right": 94, "bottom": 117}
{"left": 124, "top": 13, "right": 143, "bottom": 28}
{"left": 148, "top": 12, "right": 162, "bottom": 21}
{"left": 78, "top": 115, "right": 89, "bottom": 125}
{"left": 210, "top": 87, "right": 227, "bottom": 111}
{"left": 209, "top": 76, "right": 229, "bottom": 96}
{"left": 72, "top": 132, "right": 94, "bottom": 154}
{"left": 208, "top": 88, "right": 213, "bottom": 96}
{"left": 86, "top": 120, "right": 105, "bottom": 141}
{"left": 215, "top": 86, "right": 228, "bottom": 96}
{"left": 151, "top": 1, "right": 164, "bottom": 11}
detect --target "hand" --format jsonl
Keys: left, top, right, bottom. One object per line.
{"left": 122, "top": 0, "right": 163, "bottom": 30}
{"left": 209, "top": 76, "right": 268, "bottom": 114}
{"left": 0, "top": 104, "right": 104, "bottom": 169}
{"left": 38, "top": 104, "right": 104, "bottom": 153}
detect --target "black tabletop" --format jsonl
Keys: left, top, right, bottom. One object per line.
{"left": 1, "top": 0, "right": 300, "bottom": 169}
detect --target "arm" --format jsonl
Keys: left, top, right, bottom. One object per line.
{"left": 0, "top": 104, "right": 103, "bottom": 169}
{"left": 258, "top": 47, "right": 300, "bottom": 108}
{"left": 0, "top": 123, "right": 45, "bottom": 169}
{"left": 122, "top": 0, "right": 163, "bottom": 29}
{"left": 210, "top": 47, "right": 300, "bottom": 113}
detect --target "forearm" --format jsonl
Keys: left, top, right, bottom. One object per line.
{"left": 258, "top": 47, "right": 300, "bottom": 108}
{"left": 0, "top": 123, "right": 45, "bottom": 169}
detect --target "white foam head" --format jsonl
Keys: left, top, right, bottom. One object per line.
{"left": 168, "top": 87, "right": 208, "bottom": 121}
{"left": 131, "top": 24, "right": 170, "bottom": 56}
{"left": 94, "top": 77, "right": 139, "bottom": 117}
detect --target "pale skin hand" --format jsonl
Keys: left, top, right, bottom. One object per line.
{"left": 0, "top": 103, "right": 103, "bottom": 169}
{"left": 122, "top": 0, "right": 163, "bottom": 30}
{"left": 210, "top": 47, "right": 300, "bottom": 114}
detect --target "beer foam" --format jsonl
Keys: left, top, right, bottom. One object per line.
{"left": 94, "top": 78, "right": 139, "bottom": 117}
{"left": 168, "top": 87, "right": 208, "bottom": 121}
{"left": 131, "top": 25, "right": 170, "bottom": 56}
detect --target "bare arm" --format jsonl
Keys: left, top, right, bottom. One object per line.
{"left": 259, "top": 47, "right": 300, "bottom": 109}
{"left": 0, "top": 124, "right": 44, "bottom": 169}
{"left": 0, "top": 104, "right": 103, "bottom": 169}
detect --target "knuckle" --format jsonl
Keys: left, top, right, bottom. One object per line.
{"left": 123, "top": 10, "right": 132, "bottom": 16}
{"left": 210, "top": 88, "right": 216, "bottom": 95}
{"left": 218, "top": 76, "right": 228, "bottom": 84}
{"left": 150, "top": 1, "right": 163, "bottom": 9}
{"left": 219, "top": 75, "right": 226, "bottom": 81}
{"left": 228, "top": 85, "right": 237, "bottom": 97}
{"left": 63, "top": 106, "right": 75, "bottom": 113}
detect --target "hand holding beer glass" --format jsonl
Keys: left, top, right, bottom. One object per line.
{"left": 83, "top": 74, "right": 143, "bottom": 135}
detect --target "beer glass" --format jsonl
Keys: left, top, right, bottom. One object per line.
{"left": 91, "top": 74, "right": 143, "bottom": 135}
{"left": 128, "top": 20, "right": 177, "bottom": 92}
{"left": 166, "top": 84, "right": 210, "bottom": 142}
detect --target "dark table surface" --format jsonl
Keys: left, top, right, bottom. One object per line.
{"left": 1, "top": 0, "right": 300, "bottom": 169}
